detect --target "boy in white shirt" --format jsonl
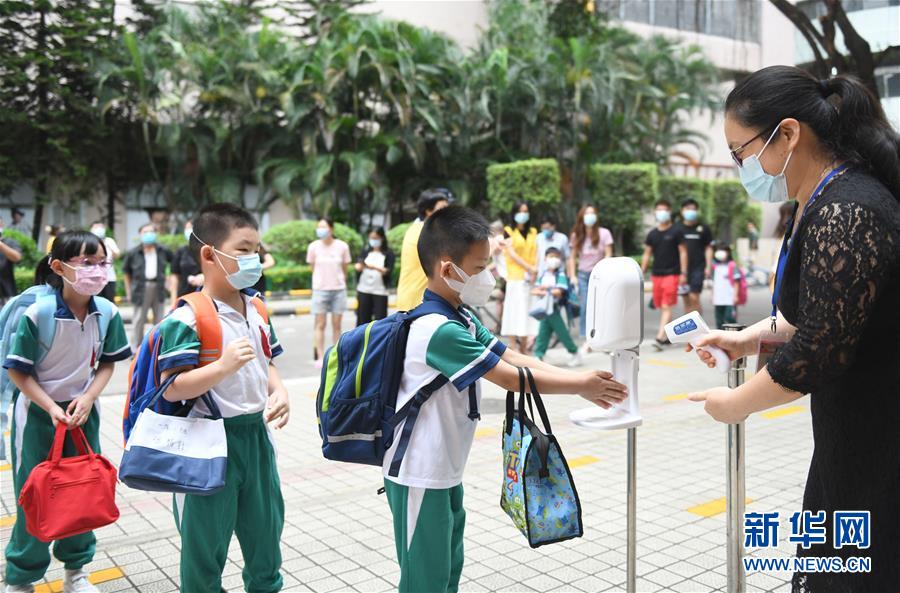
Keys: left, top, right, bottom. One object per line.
{"left": 383, "top": 206, "right": 628, "bottom": 592}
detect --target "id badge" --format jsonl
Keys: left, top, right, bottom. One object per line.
{"left": 757, "top": 330, "right": 790, "bottom": 373}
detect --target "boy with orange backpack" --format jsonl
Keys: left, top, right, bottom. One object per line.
{"left": 133, "top": 204, "right": 290, "bottom": 592}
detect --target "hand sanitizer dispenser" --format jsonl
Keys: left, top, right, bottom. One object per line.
{"left": 571, "top": 257, "right": 643, "bottom": 430}
{"left": 569, "top": 257, "right": 644, "bottom": 593}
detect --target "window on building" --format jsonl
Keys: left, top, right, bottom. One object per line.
{"left": 598, "top": 0, "right": 759, "bottom": 42}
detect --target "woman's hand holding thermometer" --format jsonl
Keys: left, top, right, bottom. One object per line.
{"left": 664, "top": 312, "right": 731, "bottom": 372}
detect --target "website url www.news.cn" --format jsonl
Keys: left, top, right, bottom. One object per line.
{"left": 744, "top": 557, "right": 872, "bottom": 574}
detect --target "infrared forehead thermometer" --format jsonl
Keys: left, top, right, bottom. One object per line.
{"left": 665, "top": 312, "right": 731, "bottom": 372}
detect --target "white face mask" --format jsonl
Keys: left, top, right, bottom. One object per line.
{"left": 545, "top": 257, "right": 562, "bottom": 270}
{"left": 715, "top": 250, "right": 728, "bottom": 262}
{"left": 443, "top": 261, "right": 496, "bottom": 307}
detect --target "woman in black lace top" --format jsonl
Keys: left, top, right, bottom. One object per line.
{"left": 688, "top": 66, "right": 900, "bottom": 592}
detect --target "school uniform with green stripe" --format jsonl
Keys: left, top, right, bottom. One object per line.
{"left": 3, "top": 294, "right": 130, "bottom": 587}
{"left": 383, "top": 290, "right": 506, "bottom": 593}
{"left": 155, "top": 294, "right": 285, "bottom": 593}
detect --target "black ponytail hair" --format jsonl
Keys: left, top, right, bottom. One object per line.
{"left": 726, "top": 65, "right": 900, "bottom": 202}
{"left": 35, "top": 230, "right": 107, "bottom": 290}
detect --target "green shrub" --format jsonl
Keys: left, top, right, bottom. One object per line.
{"left": 15, "top": 268, "right": 33, "bottom": 293}
{"left": 4, "top": 229, "right": 41, "bottom": 269}
{"left": 157, "top": 233, "right": 187, "bottom": 253}
{"left": 486, "top": 158, "right": 561, "bottom": 215}
{"left": 708, "top": 179, "right": 751, "bottom": 244}
{"left": 265, "top": 265, "right": 312, "bottom": 291}
{"left": 658, "top": 176, "right": 713, "bottom": 222}
{"left": 387, "top": 222, "right": 413, "bottom": 255}
{"left": 588, "top": 163, "right": 659, "bottom": 254}
{"left": 263, "top": 220, "right": 364, "bottom": 266}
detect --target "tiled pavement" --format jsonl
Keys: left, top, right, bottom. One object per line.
{"left": 1, "top": 337, "right": 814, "bottom": 592}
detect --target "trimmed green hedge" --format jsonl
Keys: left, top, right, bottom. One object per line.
{"left": 4, "top": 229, "right": 42, "bottom": 269}
{"left": 588, "top": 163, "right": 659, "bottom": 253}
{"left": 266, "top": 265, "right": 312, "bottom": 292}
{"left": 658, "top": 176, "right": 713, "bottom": 222}
{"left": 157, "top": 233, "right": 187, "bottom": 253}
{"left": 708, "top": 179, "right": 751, "bottom": 244}
{"left": 486, "top": 158, "right": 561, "bottom": 215}
{"left": 263, "top": 220, "right": 364, "bottom": 266}
{"left": 387, "top": 222, "right": 412, "bottom": 255}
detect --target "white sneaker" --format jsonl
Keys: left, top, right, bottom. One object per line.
{"left": 566, "top": 351, "right": 583, "bottom": 367}
{"left": 63, "top": 569, "right": 98, "bottom": 593}
{"left": 578, "top": 342, "right": 592, "bottom": 356}
{"left": 5, "top": 584, "right": 35, "bottom": 593}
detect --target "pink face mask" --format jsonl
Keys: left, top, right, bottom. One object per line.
{"left": 61, "top": 262, "right": 108, "bottom": 296}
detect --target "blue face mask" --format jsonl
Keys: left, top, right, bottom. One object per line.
{"left": 369, "top": 238, "right": 382, "bottom": 249}
{"left": 514, "top": 212, "right": 530, "bottom": 225}
{"left": 216, "top": 251, "right": 262, "bottom": 290}
{"left": 683, "top": 210, "right": 699, "bottom": 222}
{"left": 738, "top": 126, "right": 793, "bottom": 203}
{"left": 655, "top": 210, "right": 671, "bottom": 224}
{"left": 193, "top": 233, "right": 263, "bottom": 290}
{"left": 316, "top": 228, "right": 330, "bottom": 239}
{"left": 542, "top": 229, "right": 554, "bottom": 239}
{"left": 141, "top": 231, "right": 157, "bottom": 245}
{"left": 583, "top": 213, "right": 598, "bottom": 227}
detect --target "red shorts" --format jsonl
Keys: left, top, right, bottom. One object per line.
{"left": 652, "top": 275, "right": 680, "bottom": 308}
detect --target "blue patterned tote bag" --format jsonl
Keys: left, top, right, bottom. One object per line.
{"left": 500, "top": 367, "right": 583, "bottom": 547}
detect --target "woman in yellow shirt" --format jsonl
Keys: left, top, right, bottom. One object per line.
{"left": 501, "top": 201, "right": 538, "bottom": 354}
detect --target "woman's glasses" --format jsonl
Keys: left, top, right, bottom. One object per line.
{"left": 729, "top": 130, "right": 766, "bottom": 168}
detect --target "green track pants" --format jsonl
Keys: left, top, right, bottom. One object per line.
{"left": 534, "top": 310, "right": 578, "bottom": 360}
{"left": 173, "top": 412, "right": 284, "bottom": 593}
{"left": 384, "top": 479, "right": 466, "bottom": 593}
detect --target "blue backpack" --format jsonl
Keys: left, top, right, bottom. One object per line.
{"left": 316, "top": 298, "right": 480, "bottom": 477}
{"left": 123, "top": 290, "right": 269, "bottom": 444}
{"left": 0, "top": 285, "right": 114, "bottom": 459}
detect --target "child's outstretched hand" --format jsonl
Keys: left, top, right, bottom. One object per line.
{"left": 220, "top": 337, "right": 256, "bottom": 374}
{"left": 266, "top": 387, "right": 290, "bottom": 429}
{"left": 577, "top": 370, "right": 628, "bottom": 409}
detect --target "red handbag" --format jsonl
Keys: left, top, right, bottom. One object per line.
{"left": 18, "top": 423, "right": 119, "bottom": 542}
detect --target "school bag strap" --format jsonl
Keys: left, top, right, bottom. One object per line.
{"left": 177, "top": 291, "right": 270, "bottom": 367}
{"left": 92, "top": 296, "right": 115, "bottom": 346}
{"left": 383, "top": 299, "right": 480, "bottom": 478}
{"left": 177, "top": 293, "right": 223, "bottom": 367}
{"left": 34, "top": 293, "right": 59, "bottom": 361}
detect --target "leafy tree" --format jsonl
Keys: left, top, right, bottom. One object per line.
{"left": 0, "top": 0, "right": 118, "bottom": 240}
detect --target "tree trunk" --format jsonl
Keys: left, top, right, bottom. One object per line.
{"left": 106, "top": 170, "right": 117, "bottom": 230}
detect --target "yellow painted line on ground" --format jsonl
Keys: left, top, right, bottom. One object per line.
{"left": 474, "top": 427, "right": 497, "bottom": 439}
{"left": 761, "top": 405, "right": 806, "bottom": 420}
{"left": 0, "top": 515, "right": 16, "bottom": 528}
{"left": 568, "top": 455, "right": 600, "bottom": 468}
{"left": 35, "top": 567, "right": 125, "bottom": 593}
{"left": 289, "top": 289, "right": 313, "bottom": 297}
{"left": 0, "top": 462, "right": 10, "bottom": 471}
{"left": 645, "top": 359, "right": 688, "bottom": 369}
{"left": 688, "top": 497, "right": 753, "bottom": 518}
{"left": 662, "top": 393, "right": 689, "bottom": 402}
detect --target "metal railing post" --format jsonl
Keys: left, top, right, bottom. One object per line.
{"left": 723, "top": 323, "right": 747, "bottom": 593}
